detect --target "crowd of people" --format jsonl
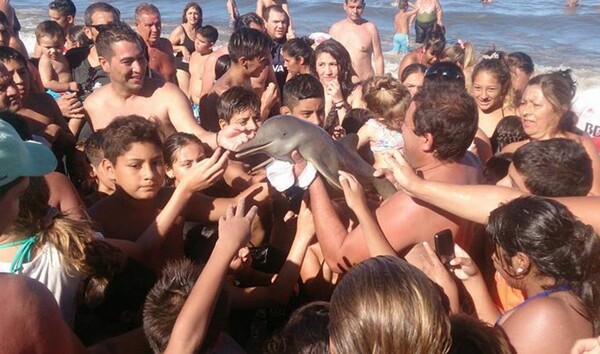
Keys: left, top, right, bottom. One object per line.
{"left": 0, "top": 0, "right": 599, "bottom": 353}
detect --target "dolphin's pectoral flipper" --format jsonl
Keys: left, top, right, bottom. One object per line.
{"left": 338, "top": 133, "right": 359, "bottom": 150}
{"left": 371, "top": 176, "right": 397, "bottom": 199}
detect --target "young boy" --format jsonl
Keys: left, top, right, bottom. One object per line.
{"left": 199, "top": 27, "right": 272, "bottom": 132}
{"left": 82, "top": 131, "right": 115, "bottom": 206}
{"left": 280, "top": 73, "right": 325, "bottom": 127}
{"left": 392, "top": 0, "right": 419, "bottom": 54}
{"left": 88, "top": 115, "right": 269, "bottom": 271}
{"left": 36, "top": 20, "right": 78, "bottom": 97}
{"left": 188, "top": 25, "right": 219, "bottom": 121}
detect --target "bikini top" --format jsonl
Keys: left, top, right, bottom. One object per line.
{"left": 494, "top": 284, "right": 572, "bottom": 326}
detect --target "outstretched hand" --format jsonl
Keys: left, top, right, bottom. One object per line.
{"left": 419, "top": 241, "right": 459, "bottom": 312}
{"left": 381, "top": 150, "right": 420, "bottom": 195}
{"left": 339, "top": 170, "right": 368, "bottom": 212}
{"left": 218, "top": 199, "right": 258, "bottom": 253}
{"left": 181, "top": 148, "right": 229, "bottom": 192}
{"left": 218, "top": 125, "right": 255, "bottom": 152}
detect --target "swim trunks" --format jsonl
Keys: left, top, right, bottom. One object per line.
{"left": 415, "top": 17, "right": 436, "bottom": 43}
{"left": 392, "top": 33, "right": 409, "bottom": 53}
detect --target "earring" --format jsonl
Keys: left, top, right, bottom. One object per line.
{"left": 515, "top": 267, "right": 524, "bottom": 274}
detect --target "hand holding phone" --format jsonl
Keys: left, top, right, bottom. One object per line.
{"left": 434, "top": 229, "right": 455, "bottom": 267}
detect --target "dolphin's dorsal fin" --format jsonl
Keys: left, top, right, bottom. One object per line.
{"left": 338, "top": 133, "right": 359, "bottom": 151}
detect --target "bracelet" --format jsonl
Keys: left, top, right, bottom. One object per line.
{"left": 215, "top": 131, "right": 220, "bottom": 148}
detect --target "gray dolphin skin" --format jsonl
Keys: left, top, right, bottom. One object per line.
{"left": 235, "top": 115, "right": 397, "bottom": 199}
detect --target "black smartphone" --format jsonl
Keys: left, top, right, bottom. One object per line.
{"left": 434, "top": 229, "right": 455, "bottom": 267}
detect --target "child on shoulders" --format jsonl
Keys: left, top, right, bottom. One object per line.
{"left": 36, "top": 21, "right": 79, "bottom": 98}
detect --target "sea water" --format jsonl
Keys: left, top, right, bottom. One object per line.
{"left": 12, "top": 0, "right": 600, "bottom": 93}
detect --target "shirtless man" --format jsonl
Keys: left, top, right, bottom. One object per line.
{"left": 329, "top": 0, "right": 384, "bottom": 81}
{"left": 84, "top": 22, "right": 243, "bottom": 151}
{"left": 134, "top": 3, "right": 176, "bottom": 83}
{"left": 296, "top": 83, "right": 481, "bottom": 273}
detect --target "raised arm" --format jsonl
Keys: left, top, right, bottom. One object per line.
{"left": 136, "top": 150, "right": 228, "bottom": 270}
{"left": 165, "top": 200, "right": 257, "bottom": 354}
{"left": 229, "top": 200, "right": 314, "bottom": 308}
{"left": 383, "top": 151, "right": 522, "bottom": 224}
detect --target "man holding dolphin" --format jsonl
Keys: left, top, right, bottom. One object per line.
{"left": 291, "top": 83, "right": 482, "bottom": 272}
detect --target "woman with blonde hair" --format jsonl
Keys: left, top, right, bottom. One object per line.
{"left": 329, "top": 256, "right": 452, "bottom": 354}
{"left": 356, "top": 76, "right": 411, "bottom": 169}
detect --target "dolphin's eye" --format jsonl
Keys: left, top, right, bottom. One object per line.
{"left": 282, "top": 133, "right": 287, "bottom": 136}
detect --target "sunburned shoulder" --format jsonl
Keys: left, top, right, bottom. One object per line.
{"left": 503, "top": 295, "right": 587, "bottom": 334}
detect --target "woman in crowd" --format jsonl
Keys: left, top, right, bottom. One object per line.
{"left": 169, "top": 2, "right": 203, "bottom": 95}
{"left": 282, "top": 37, "right": 313, "bottom": 81}
{"left": 502, "top": 70, "right": 600, "bottom": 195}
{"left": 399, "top": 63, "right": 426, "bottom": 97}
{"left": 449, "top": 196, "right": 600, "bottom": 354}
{"left": 311, "top": 39, "right": 364, "bottom": 131}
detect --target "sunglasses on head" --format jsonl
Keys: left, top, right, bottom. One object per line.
{"left": 424, "top": 66, "right": 465, "bottom": 81}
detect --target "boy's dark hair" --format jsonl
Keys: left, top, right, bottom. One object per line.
{"left": 197, "top": 25, "right": 218, "bottom": 44}
{"left": 449, "top": 314, "right": 515, "bottom": 354}
{"left": 101, "top": 115, "right": 162, "bottom": 164}
{"left": 507, "top": 51, "right": 534, "bottom": 75}
{"left": 424, "top": 24, "right": 446, "bottom": 57}
{"left": 266, "top": 301, "right": 330, "bottom": 354}
{"left": 513, "top": 138, "right": 593, "bottom": 197}
{"left": 143, "top": 259, "right": 230, "bottom": 354}
{"left": 96, "top": 22, "right": 141, "bottom": 61}
{"left": 483, "top": 153, "right": 512, "bottom": 185}
{"left": 84, "top": 131, "right": 105, "bottom": 167}
{"left": 67, "top": 25, "right": 91, "bottom": 47}
{"left": 228, "top": 27, "right": 272, "bottom": 63}
{"left": 413, "top": 83, "right": 478, "bottom": 162}
{"left": 282, "top": 74, "right": 324, "bottom": 109}
{"left": 84, "top": 2, "right": 120, "bottom": 27}
{"left": 35, "top": 20, "right": 65, "bottom": 42}
{"left": 216, "top": 86, "right": 261, "bottom": 123}
{"left": 342, "top": 108, "right": 374, "bottom": 134}
{"left": 0, "top": 46, "right": 27, "bottom": 66}
{"left": 214, "top": 54, "right": 231, "bottom": 80}
{"left": 49, "top": 0, "right": 76, "bottom": 18}
{"left": 234, "top": 12, "right": 264, "bottom": 31}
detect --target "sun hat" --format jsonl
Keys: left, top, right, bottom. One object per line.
{"left": 0, "top": 120, "right": 57, "bottom": 188}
